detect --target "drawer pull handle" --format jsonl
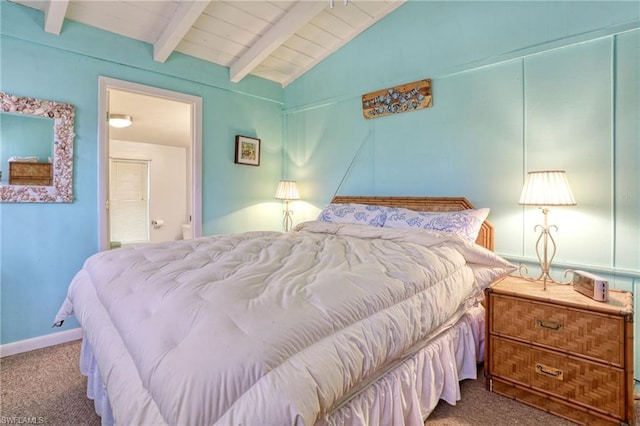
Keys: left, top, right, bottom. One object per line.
{"left": 535, "top": 363, "right": 564, "bottom": 381}
{"left": 535, "top": 318, "right": 563, "bottom": 331}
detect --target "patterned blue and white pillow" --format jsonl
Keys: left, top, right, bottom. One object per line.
{"left": 384, "top": 207, "right": 490, "bottom": 241}
{"left": 317, "top": 203, "right": 388, "bottom": 227}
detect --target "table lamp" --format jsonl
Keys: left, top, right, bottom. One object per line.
{"left": 275, "top": 180, "right": 300, "bottom": 232}
{"left": 518, "top": 170, "right": 576, "bottom": 290}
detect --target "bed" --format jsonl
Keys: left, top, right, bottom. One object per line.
{"left": 54, "top": 196, "right": 515, "bottom": 425}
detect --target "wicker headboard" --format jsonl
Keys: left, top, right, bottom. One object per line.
{"left": 330, "top": 196, "right": 494, "bottom": 251}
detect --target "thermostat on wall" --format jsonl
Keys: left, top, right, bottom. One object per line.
{"left": 571, "top": 270, "right": 609, "bottom": 302}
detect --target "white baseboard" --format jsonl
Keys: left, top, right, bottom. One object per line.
{"left": 0, "top": 328, "right": 83, "bottom": 358}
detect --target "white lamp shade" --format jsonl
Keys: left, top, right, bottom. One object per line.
{"left": 109, "top": 114, "right": 133, "bottom": 128}
{"left": 519, "top": 170, "right": 576, "bottom": 206}
{"left": 275, "top": 180, "right": 300, "bottom": 200}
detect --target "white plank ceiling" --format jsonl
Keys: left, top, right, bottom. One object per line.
{"left": 11, "top": 0, "right": 406, "bottom": 87}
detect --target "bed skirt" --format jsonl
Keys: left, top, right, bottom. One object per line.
{"left": 80, "top": 305, "right": 485, "bottom": 426}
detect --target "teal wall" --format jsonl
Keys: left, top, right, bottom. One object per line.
{"left": 283, "top": 1, "right": 639, "bottom": 375}
{"left": 0, "top": 1, "right": 284, "bottom": 344}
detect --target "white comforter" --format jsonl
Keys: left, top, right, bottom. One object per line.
{"left": 55, "top": 221, "right": 514, "bottom": 425}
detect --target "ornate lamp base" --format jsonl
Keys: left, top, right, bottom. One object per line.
{"left": 518, "top": 207, "right": 569, "bottom": 290}
{"left": 282, "top": 199, "right": 293, "bottom": 232}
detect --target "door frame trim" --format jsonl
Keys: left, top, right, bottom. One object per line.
{"left": 97, "top": 76, "right": 203, "bottom": 251}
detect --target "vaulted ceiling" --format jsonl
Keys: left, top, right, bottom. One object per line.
{"left": 11, "top": 0, "right": 405, "bottom": 87}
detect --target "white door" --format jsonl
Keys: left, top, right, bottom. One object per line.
{"left": 109, "top": 159, "right": 150, "bottom": 247}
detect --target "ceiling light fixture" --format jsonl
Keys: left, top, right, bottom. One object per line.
{"left": 108, "top": 114, "right": 133, "bottom": 128}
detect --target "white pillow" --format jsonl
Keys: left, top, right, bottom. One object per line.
{"left": 384, "top": 207, "right": 490, "bottom": 241}
{"left": 317, "top": 203, "right": 388, "bottom": 227}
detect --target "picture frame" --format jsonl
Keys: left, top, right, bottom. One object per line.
{"left": 234, "top": 135, "right": 260, "bottom": 166}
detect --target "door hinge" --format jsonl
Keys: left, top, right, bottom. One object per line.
{"left": 106, "top": 199, "right": 109, "bottom": 210}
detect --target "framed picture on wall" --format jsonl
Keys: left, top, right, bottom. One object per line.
{"left": 234, "top": 135, "right": 261, "bottom": 166}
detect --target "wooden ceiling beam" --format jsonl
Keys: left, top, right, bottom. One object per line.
{"left": 154, "top": 0, "right": 211, "bottom": 63}
{"left": 44, "top": 0, "right": 69, "bottom": 35}
{"left": 229, "top": 1, "right": 326, "bottom": 84}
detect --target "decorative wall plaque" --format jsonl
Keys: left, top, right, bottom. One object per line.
{"left": 362, "top": 79, "right": 432, "bottom": 119}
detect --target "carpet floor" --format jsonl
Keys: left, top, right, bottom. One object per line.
{"left": 0, "top": 339, "right": 635, "bottom": 425}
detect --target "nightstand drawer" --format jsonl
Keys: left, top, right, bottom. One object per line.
{"left": 489, "top": 336, "right": 625, "bottom": 420}
{"left": 490, "top": 293, "right": 624, "bottom": 366}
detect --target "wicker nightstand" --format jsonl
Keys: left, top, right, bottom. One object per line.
{"left": 484, "top": 275, "right": 634, "bottom": 425}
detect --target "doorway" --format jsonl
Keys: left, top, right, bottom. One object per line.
{"left": 98, "top": 77, "right": 202, "bottom": 251}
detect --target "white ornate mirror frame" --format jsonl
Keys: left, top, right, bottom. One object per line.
{"left": 0, "top": 92, "right": 75, "bottom": 203}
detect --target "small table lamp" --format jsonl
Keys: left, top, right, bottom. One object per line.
{"left": 518, "top": 170, "right": 576, "bottom": 290}
{"left": 275, "top": 180, "right": 300, "bottom": 232}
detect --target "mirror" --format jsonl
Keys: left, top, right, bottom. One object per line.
{"left": 0, "top": 92, "right": 75, "bottom": 202}
{"left": 1, "top": 113, "right": 54, "bottom": 184}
